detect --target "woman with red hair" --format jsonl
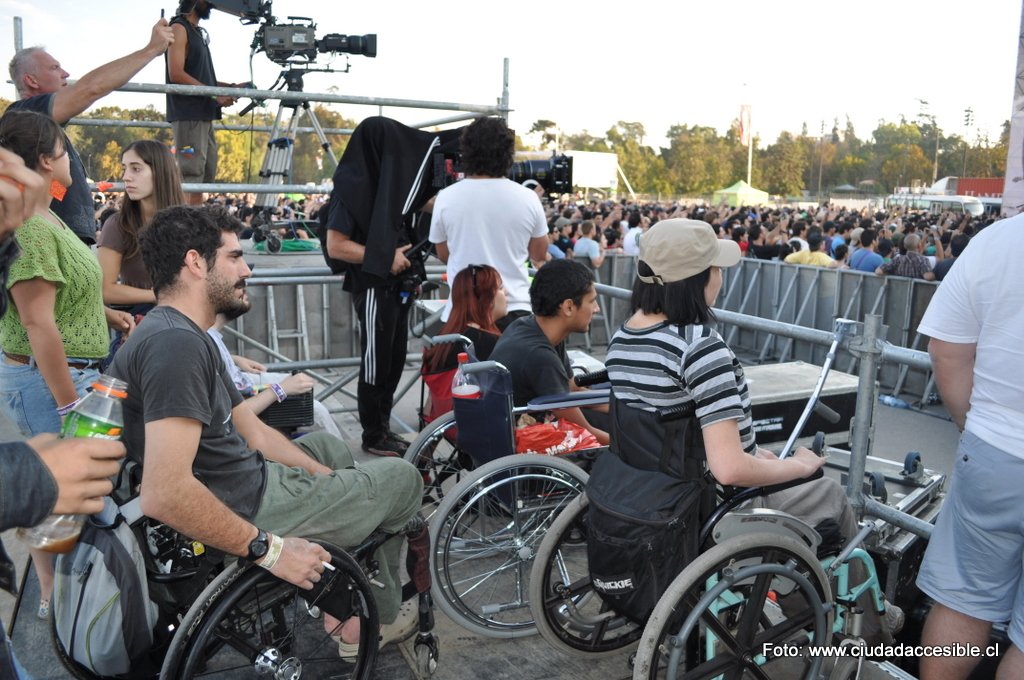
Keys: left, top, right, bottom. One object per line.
{"left": 421, "top": 264, "right": 507, "bottom": 421}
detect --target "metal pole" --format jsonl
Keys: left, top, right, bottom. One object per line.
{"left": 846, "top": 314, "right": 884, "bottom": 517}
{"left": 14, "top": 17, "right": 23, "bottom": 51}
{"left": 500, "top": 58, "right": 511, "bottom": 121}
{"left": 746, "top": 134, "right": 753, "bottom": 186}
{"left": 69, "top": 117, "right": 353, "bottom": 136}
{"left": 110, "top": 81, "right": 501, "bottom": 114}
{"left": 864, "top": 497, "right": 933, "bottom": 540}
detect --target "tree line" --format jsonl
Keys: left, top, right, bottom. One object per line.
{"left": 530, "top": 116, "right": 1008, "bottom": 198}
{"left": 0, "top": 96, "right": 1008, "bottom": 198}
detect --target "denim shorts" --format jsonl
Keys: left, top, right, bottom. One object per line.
{"left": 917, "top": 430, "right": 1024, "bottom": 647}
{"left": 0, "top": 355, "right": 100, "bottom": 436}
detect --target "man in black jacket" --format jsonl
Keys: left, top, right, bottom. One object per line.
{"left": 325, "top": 117, "right": 461, "bottom": 457}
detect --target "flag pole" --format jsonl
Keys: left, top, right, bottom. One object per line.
{"left": 741, "top": 103, "right": 753, "bottom": 185}
{"left": 746, "top": 130, "right": 753, "bottom": 185}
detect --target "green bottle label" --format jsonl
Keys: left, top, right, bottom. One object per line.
{"left": 61, "top": 412, "right": 122, "bottom": 440}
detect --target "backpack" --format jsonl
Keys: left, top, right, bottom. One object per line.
{"left": 53, "top": 497, "right": 159, "bottom": 678}
{"left": 585, "top": 399, "right": 710, "bottom": 623}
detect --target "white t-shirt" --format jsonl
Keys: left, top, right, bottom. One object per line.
{"left": 917, "top": 217, "right": 1024, "bottom": 457}
{"left": 623, "top": 227, "right": 644, "bottom": 256}
{"left": 429, "top": 177, "right": 547, "bottom": 321}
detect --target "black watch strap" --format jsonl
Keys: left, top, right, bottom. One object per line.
{"left": 247, "top": 528, "right": 269, "bottom": 561}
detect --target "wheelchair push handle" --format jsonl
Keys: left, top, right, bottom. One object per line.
{"left": 573, "top": 369, "right": 608, "bottom": 388}
{"left": 424, "top": 333, "right": 475, "bottom": 350}
{"left": 461, "top": 360, "right": 509, "bottom": 376}
{"left": 656, "top": 402, "right": 696, "bottom": 423}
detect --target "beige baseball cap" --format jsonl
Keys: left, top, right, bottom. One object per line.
{"left": 638, "top": 219, "right": 741, "bottom": 285}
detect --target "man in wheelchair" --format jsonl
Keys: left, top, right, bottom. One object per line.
{"left": 489, "top": 258, "right": 610, "bottom": 445}
{"left": 603, "top": 219, "right": 902, "bottom": 639}
{"left": 107, "top": 206, "right": 423, "bottom": 656}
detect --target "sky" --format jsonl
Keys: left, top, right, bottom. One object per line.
{"left": 1, "top": 0, "right": 1021, "bottom": 151}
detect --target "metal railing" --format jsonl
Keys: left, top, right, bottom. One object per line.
{"left": 73, "top": 59, "right": 511, "bottom": 194}
{"left": 586, "top": 253, "right": 938, "bottom": 402}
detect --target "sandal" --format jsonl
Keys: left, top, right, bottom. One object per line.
{"left": 37, "top": 599, "right": 50, "bottom": 620}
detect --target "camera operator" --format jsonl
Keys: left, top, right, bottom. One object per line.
{"left": 324, "top": 117, "right": 459, "bottom": 458}
{"left": 429, "top": 117, "right": 549, "bottom": 329}
{"left": 166, "top": 0, "right": 245, "bottom": 205}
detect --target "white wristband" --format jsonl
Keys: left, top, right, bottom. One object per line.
{"left": 269, "top": 383, "right": 287, "bottom": 403}
{"left": 257, "top": 533, "right": 285, "bottom": 571}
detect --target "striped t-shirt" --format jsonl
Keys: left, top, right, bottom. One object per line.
{"left": 605, "top": 322, "right": 756, "bottom": 454}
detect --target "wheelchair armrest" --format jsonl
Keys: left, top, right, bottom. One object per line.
{"left": 699, "top": 468, "right": 825, "bottom": 547}
{"left": 527, "top": 388, "right": 610, "bottom": 411}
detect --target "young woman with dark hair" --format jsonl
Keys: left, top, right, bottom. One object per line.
{"left": 97, "top": 139, "right": 186, "bottom": 306}
{"left": 608, "top": 218, "right": 830, "bottom": 486}
{"left": 0, "top": 110, "right": 133, "bottom": 619}
{"left": 605, "top": 218, "right": 902, "bottom": 636}
{"left": 421, "top": 264, "right": 507, "bottom": 421}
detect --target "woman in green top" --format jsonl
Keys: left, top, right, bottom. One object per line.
{"left": 0, "top": 110, "right": 133, "bottom": 617}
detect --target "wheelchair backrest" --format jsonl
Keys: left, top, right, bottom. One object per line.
{"left": 609, "top": 397, "right": 706, "bottom": 479}
{"left": 452, "top": 362, "right": 515, "bottom": 465}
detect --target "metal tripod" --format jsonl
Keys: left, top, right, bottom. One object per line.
{"left": 256, "top": 67, "right": 338, "bottom": 214}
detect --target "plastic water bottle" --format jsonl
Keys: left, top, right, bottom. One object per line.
{"left": 18, "top": 376, "right": 127, "bottom": 553}
{"left": 451, "top": 353, "right": 480, "bottom": 399}
{"left": 878, "top": 394, "right": 910, "bottom": 410}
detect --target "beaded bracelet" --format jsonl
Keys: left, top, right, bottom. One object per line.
{"left": 257, "top": 533, "right": 285, "bottom": 571}
{"left": 269, "top": 383, "right": 287, "bottom": 403}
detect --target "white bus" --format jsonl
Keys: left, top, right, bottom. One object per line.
{"left": 884, "top": 193, "right": 985, "bottom": 217}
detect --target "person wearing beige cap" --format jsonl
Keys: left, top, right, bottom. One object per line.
{"left": 604, "top": 218, "right": 903, "bottom": 639}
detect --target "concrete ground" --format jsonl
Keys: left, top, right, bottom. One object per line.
{"left": 2, "top": 346, "right": 963, "bottom": 679}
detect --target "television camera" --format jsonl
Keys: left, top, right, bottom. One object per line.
{"left": 433, "top": 150, "right": 574, "bottom": 197}
{"left": 209, "top": 0, "right": 376, "bottom": 66}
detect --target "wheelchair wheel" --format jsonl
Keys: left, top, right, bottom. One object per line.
{"left": 430, "top": 453, "right": 589, "bottom": 639}
{"left": 160, "top": 542, "right": 379, "bottom": 679}
{"left": 405, "top": 411, "right": 475, "bottom": 520}
{"left": 633, "top": 533, "right": 832, "bottom": 680}
{"left": 529, "top": 493, "right": 643, "bottom": 657}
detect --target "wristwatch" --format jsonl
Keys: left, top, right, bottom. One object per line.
{"left": 247, "top": 529, "right": 270, "bottom": 562}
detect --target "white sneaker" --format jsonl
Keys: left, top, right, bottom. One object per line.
{"left": 883, "top": 600, "right": 905, "bottom": 635}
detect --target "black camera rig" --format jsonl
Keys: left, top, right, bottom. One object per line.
{"left": 209, "top": 0, "right": 376, "bottom": 66}
{"left": 433, "top": 150, "right": 574, "bottom": 197}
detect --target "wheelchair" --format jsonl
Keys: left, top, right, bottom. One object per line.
{"left": 527, "top": 323, "right": 904, "bottom": 680}
{"left": 527, "top": 427, "right": 903, "bottom": 680}
{"left": 49, "top": 463, "right": 439, "bottom": 680}
{"left": 406, "top": 336, "right": 610, "bottom": 638}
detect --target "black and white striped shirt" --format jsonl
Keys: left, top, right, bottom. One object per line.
{"left": 606, "top": 322, "right": 756, "bottom": 454}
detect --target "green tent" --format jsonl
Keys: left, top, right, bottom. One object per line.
{"left": 712, "top": 180, "right": 769, "bottom": 207}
